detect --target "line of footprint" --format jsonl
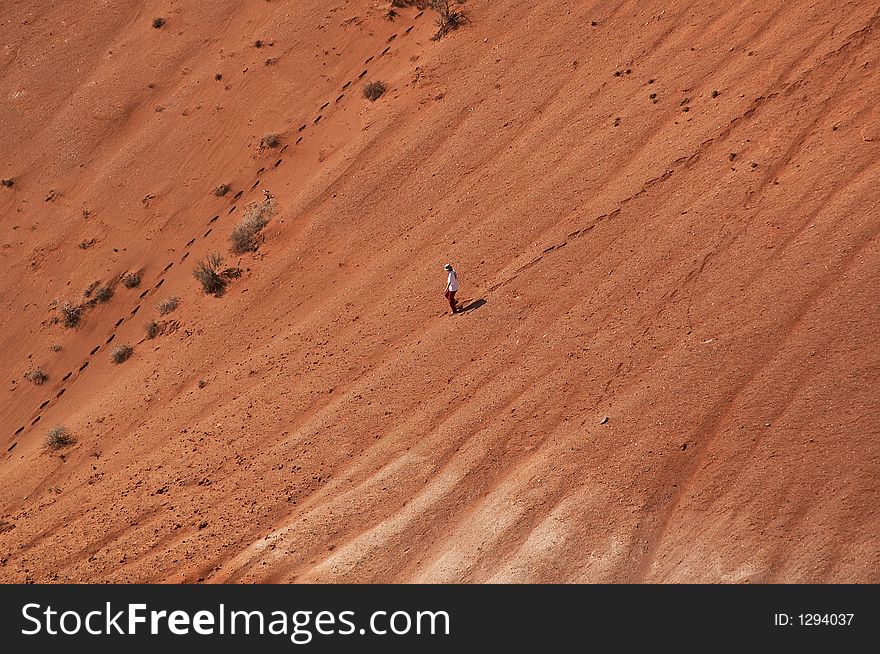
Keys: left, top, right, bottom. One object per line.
{"left": 7, "top": 10, "right": 427, "bottom": 452}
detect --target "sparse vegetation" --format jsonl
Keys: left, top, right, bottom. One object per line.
{"left": 194, "top": 253, "right": 228, "bottom": 295}
{"left": 157, "top": 296, "right": 179, "bottom": 315}
{"left": 94, "top": 285, "right": 113, "bottom": 303}
{"left": 230, "top": 197, "right": 275, "bottom": 254}
{"left": 152, "top": 17, "right": 165, "bottom": 29}
{"left": 261, "top": 133, "right": 280, "bottom": 149}
{"left": 122, "top": 272, "right": 141, "bottom": 289}
{"left": 214, "top": 183, "right": 231, "bottom": 197}
{"left": 2, "top": 178, "right": 14, "bottom": 188}
{"left": 46, "top": 426, "right": 74, "bottom": 451}
{"left": 145, "top": 320, "right": 160, "bottom": 339}
{"left": 363, "top": 80, "right": 386, "bottom": 101}
{"left": 83, "top": 280, "right": 100, "bottom": 298}
{"left": 430, "top": 0, "right": 467, "bottom": 41}
{"left": 60, "top": 301, "right": 83, "bottom": 328}
{"left": 110, "top": 343, "right": 133, "bottom": 364}
{"left": 25, "top": 368, "right": 48, "bottom": 385}
{"left": 50, "top": 344, "right": 62, "bottom": 352}
{"left": 711, "top": 89, "right": 720, "bottom": 98}
{"left": 254, "top": 39, "right": 263, "bottom": 48}
{"left": 215, "top": 72, "right": 223, "bottom": 81}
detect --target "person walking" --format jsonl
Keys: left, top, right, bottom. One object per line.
{"left": 444, "top": 263, "right": 460, "bottom": 314}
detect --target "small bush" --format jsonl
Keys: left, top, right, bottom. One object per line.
{"left": 711, "top": 89, "right": 719, "bottom": 98}
{"left": 363, "top": 80, "right": 386, "bottom": 101}
{"left": 94, "top": 285, "right": 114, "bottom": 303}
{"left": 230, "top": 197, "right": 275, "bottom": 254}
{"left": 83, "top": 280, "right": 100, "bottom": 298}
{"left": 122, "top": 272, "right": 141, "bottom": 289}
{"left": 254, "top": 39, "right": 263, "bottom": 48}
{"left": 157, "top": 296, "right": 179, "bottom": 315}
{"left": 214, "top": 183, "right": 231, "bottom": 197}
{"left": 430, "top": 0, "right": 467, "bottom": 40}
{"left": 25, "top": 368, "right": 48, "bottom": 385}
{"left": 46, "top": 426, "right": 74, "bottom": 450}
{"left": 1, "top": 178, "right": 13, "bottom": 188}
{"left": 194, "top": 253, "right": 228, "bottom": 295}
{"left": 60, "top": 302, "right": 83, "bottom": 328}
{"left": 152, "top": 17, "right": 165, "bottom": 29}
{"left": 145, "top": 320, "right": 160, "bottom": 339}
{"left": 261, "top": 133, "right": 280, "bottom": 149}
{"left": 215, "top": 72, "right": 223, "bottom": 81}
{"left": 50, "top": 344, "right": 62, "bottom": 352}
{"left": 110, "top": 344, "right": 133, "bottom": 364}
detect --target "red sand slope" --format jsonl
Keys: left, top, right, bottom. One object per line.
{"left": 1, "top": 0, "right": 878, "bottom": 583}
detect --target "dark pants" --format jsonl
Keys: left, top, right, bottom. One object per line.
{"left": 445, "top": 288, "right": 458, "bottom": 312}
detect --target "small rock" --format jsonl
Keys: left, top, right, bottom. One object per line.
{"left": 600, "top": 416, "right": 609, "bottom": 424}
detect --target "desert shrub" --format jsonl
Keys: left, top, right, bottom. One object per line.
{"left": 363, "top": 80, "right": 386, "bottom": 101}
{"left": 711, "top": 89, "right": 719, "bottom": 98}
{"left": 46, "top": 426, "right": 74, "bottom": 450}
{"left": 94, "top": 285, "right": 113, "bottom": 303}
{"left": 1, "top": 178, "right": 13, "bottom": 188}
{"left": 83, "top": 280, "right": 100, "bottom": 298}
{"left": 25, "top": 368, "right": 48, "bottom": 385}
{"left": 60, "top": 301, "right": 83, "bottom": 328}
{"left": 152, "top": 17, "right": 165, "bottom": 29}
{"left": 50, "top": 344, "right": 62, "bottom": 352}
{"left": 194, "top": 253, "right": 228, "bottom": 295}
{"left": 122, "top": 272, "right": 141, "bottom": 288}
{"left": 145, "top": 320, "right": 160, "bottom": 339}
{"left": 215, "top": 72, "right": 223, "bottom": 81}
{"left": 214, "top": 183, "right": 231, "bottom": 197}
{"left": 430, "top": 0, "right": 467, "bottom": 40}
{"left": 157, "top": 296, "right": 179, "bottom": 315}
{"left": 110, "top": 343, "right": 133, "bottom": 364}
{"left": 261, "top": 133, "right": 280, "bottom": 149}
{"left": 230, "top": 197, "right": 275, "bottom": 254}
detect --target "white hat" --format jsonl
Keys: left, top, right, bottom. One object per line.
{"left": 443, "top": 263, "right": 453, "bottom": 271}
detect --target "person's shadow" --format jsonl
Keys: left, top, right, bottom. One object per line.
{"left": 458, "top": 298, "right": 486, "bottom": 313}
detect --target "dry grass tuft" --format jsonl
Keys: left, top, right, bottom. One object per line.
{"left": 157, "top": 296, "right": 179, "bottom": 315}
{"left": 430, "top": 0, "right": 467, "bottom": 40}
{"left": 230, "top": 196, "right": 275, "bottom": 254}
{"left": 122, "top": 272, "right": 141, "bottom": 289}
{"left": 110, "top": 343, "right": 133, "bottom": 364}
{"left": 46, "top": 426, "right": 74, "bottom": 450}
{"left": 363, "top": 81, "right": 386, "bottom": 101}
{"left": 25, "top": 368, "right": 48, "bottom": 385}
{"left": 60, "top": 301, "right": 83, "bottom": 328}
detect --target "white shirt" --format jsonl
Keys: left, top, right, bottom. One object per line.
{"left": 447, "top": 270, "right": 459, "bottom": 292}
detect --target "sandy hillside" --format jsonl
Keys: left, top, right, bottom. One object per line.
{"left": 1, "top": 0, "right": 878, "bottom": 583}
